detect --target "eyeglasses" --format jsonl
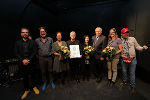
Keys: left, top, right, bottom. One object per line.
{"left": 21, "top": 32, "right": 29, "bottom": 33}
{"left": 40, "top": 31, "right": 45, "bottom": 33}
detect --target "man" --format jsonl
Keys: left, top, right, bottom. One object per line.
{"left": 14, "top": 27, "right": 39, "bottom": 99}
{"left": 35, "top": 27, "right": 55, "bottom": 91}
{"left": 66, "top": 31, "right": 82, "bottom": 83}
{"left": 92, "top": 27, "right": 107, "bottom": 83}
{"left": 120, "top": 28, "right": 148, "bottom": 94}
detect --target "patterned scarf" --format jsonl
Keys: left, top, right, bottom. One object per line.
{"left": 122, "top": 38, "right": 130, "bottom": 58}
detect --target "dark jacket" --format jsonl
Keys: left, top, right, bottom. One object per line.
{"left": 14, "top": 39, "right": 37, "bottom": 63}
{"left": 92, "top": 35, "right": 107, "bottom": 60}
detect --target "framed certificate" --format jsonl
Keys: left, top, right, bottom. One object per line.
{"left": 69, "top": 45, "right": 80, "bottom": 58}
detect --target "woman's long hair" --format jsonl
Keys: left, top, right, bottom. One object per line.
{"left": 108, "top": 28, "right": 118, "bottom": 40}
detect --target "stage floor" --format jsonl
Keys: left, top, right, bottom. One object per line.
{"left": 0, "top": 77, "right": 150, "bottom": 100}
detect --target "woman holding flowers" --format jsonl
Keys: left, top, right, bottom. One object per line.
{"left": 52, "top": 32, "right": 69, "bottom": 86}
{"left": 81, "top": 35, "right": 94, "bottom": 81}
{"left": 105, "top": 28, "right": 122, "bottom": 87}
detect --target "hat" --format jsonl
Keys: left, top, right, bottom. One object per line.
{"left": 121, "top": 28, "right": 129, "bottom": 34}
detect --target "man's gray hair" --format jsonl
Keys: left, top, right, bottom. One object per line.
{"left": 70, "top": 31, "right": 76, "bottom": 36}
{"left": 95, "top": 27, "right": 102, "bottom": 31}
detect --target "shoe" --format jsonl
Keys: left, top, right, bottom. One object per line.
{"left": 33, "top": 87, "right": 39, "bottom": 95}
{"left": 120, "top": 81, "right": 127, "bottom": 86}
{"left": 131, "top": 87, "right": 136, "bottom": 94}
{"left": 51, "top": 82, "right": 56, "bottom": 89}
{"left": 111, "top": 81, "right": 116, "bottom": 88}
{"left": 21, "top": 91, "right": 30, "bottom": 99}
{"left": 42, "top": 83, "right": 47, "bottom": 91}
{"left": 107, "top": 79, "right": 112, "bottom": 87}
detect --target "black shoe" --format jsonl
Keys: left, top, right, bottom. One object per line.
{"left": 107, "top": 79, "right": 112, "bottom": 87}
{"left": 111, "top": 81, "right": 116, "bottom": 88}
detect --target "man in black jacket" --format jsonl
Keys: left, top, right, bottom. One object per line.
{"left": 92, "top": 27, "right": 107, "bottom": 83}
{"left": 14, "top": 27, "right": 39, "bottom": 99}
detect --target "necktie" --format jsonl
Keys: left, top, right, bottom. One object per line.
{"left": 94, "top": 36, "right": 99, "bottom": 44}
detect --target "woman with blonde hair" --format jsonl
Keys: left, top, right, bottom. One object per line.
{"left": 106, "top": 28, "right": 122, "bottom": 87}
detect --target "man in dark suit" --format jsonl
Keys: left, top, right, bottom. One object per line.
{"left": 14, "top": 27, "right": 39, "bottom": 99}
{"left": 92, "top": 27, "right": 107, "bottom": 83}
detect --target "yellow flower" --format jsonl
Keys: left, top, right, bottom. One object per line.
{"left": 60, "top": 46, "right": 65, "bottom": 49}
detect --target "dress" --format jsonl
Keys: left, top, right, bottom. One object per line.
{"left": 52, "top": 41, "right": 69, "bottom": 72}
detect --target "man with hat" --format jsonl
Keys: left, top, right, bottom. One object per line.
{"left": 120, "top": 28, "right": 148, "bottom": 94}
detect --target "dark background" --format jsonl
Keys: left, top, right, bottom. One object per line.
{"left": 0, "top": 0, "right": 150, "bottom": 82}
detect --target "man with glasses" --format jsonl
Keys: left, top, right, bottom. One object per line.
{"left": 14, "top": 27, "right": 39, "bottom": 99}
{"left": 120, "top": 28, "right": 148, "bottom": 94}
{"left": 35, "top": 27, "right": 55, "bottom": 91}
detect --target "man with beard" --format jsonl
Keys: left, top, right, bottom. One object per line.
{"left": 35, "top": 27, "right": 55, "bottom": 91}
{"left": 120, "top": 28, "right": 148, "bottom": 94}
{"left": 14, "top": 27, "right": 39, "bottom": 99}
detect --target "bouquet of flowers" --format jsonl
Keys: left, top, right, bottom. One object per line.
{"left": 83, "top": 46, "right": 95, "bottom": 59}
{"left": 58, "top": 46, "right": 70, "bottom": 60}
{"left": 102, "top": 46, "right": 116, "bottom": 60}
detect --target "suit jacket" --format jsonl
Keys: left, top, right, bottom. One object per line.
{"left": 14, "top": 39, "right": 37, "bottom": 63}
{"left": 92, "top": 35, "right": 107, "bottom": 60}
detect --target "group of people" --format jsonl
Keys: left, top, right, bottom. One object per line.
{"left": 14, "top": 27, "right": 148, "bottom": 99}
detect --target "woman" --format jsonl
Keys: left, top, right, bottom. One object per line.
{"left": 106, "top": 28, "right": 122, "bottom": 87}
{"left": 66, "top": 31, "right": 82, "bottom": 83}
{"left": 52, "top": 32, "right": 69, "bottom": 86}
{"left": 81, "top": 35, "right": 92, "bottom": 81}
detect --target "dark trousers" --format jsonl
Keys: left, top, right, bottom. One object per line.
{"left": 39, "top": 56, "right": 53, "bottom": 83}
{"left": 93, "top": 59, "right": 104, "bottom": 80}
{"left": 82, "top": 63, "right": 90, "bottom": 80}
{"left": 20, "top": 63, "right": 36, "bottom": 91}
{"left": 69, "top": 59, "right": 81, "bottom": 81}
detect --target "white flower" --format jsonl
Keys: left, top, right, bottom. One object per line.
{"left": 64, "top": 50, "right": 66, "bottom": 53}
{"left": 106, "top": 46, "right": 110, "bottom": 49}
{"left": 103, "top": 49, "right": 106, "bottom": 53}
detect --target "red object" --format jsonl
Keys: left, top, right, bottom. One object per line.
{"left": 122, "top": 58, "right": 133, "bottom": 63}
{"left": 121, "top": 28, "right": 129, "bottom": 34}
{"left": 121, "top": 28, "right": 129, "bottom": 38}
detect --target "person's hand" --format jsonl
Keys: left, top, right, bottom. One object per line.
{"left": 106, "top": 57, "right": 109, "bottom": 61}
{"left": 85, "top": 53, "right": 88, "bottom": 55}
{"left": 58, "top": 54, "right": 62, "bottom": 58}
{"left": 80, "top": 55, "right": 82, "bottom": 58}
{"left": 143, "top": 45, "right": 148, "bottom": 50}
{"left": 100, "top": 57, "right": 104, "bottom": 61}
{"left": 22, "top": 59, "right": 30, "bottom": 65}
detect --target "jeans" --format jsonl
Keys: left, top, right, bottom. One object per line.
{"left": 121, "top": 57, "right": 137, "bottom": 88}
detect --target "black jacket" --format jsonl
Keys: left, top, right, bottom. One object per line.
{"left": 14, "top": 39, "right": 37, "bottom": 63}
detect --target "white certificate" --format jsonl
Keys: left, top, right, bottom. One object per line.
{"left": 69, "top": 45, "right": 80, "bottom": 58}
